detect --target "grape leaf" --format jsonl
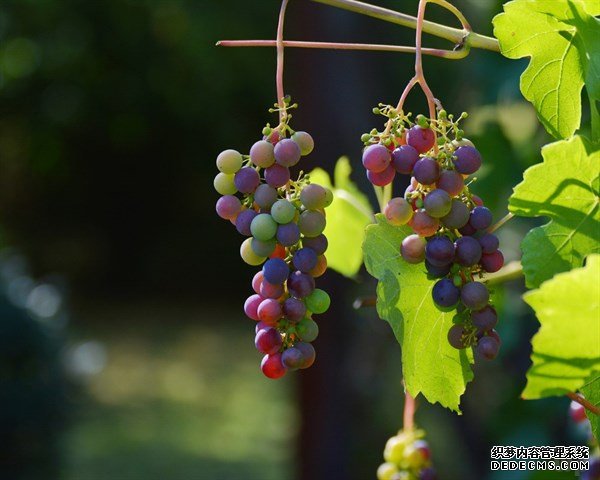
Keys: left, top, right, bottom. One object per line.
{"left": 363, "top": 215, "right": 474, "bottom": 412}
{"left": 509, "top": 135, "right": 600, "bottom": 288}
{"left": 308, "top": 157, "right": 374, "bottom": 277}
{"left": 522, "top": 254, "right": 600, "bottom": 399}
{"left": 493, "top": 0, "right": 600, "bottom": 139}
{"left": 580, "top": 372, "right": 600, "bottom": 442}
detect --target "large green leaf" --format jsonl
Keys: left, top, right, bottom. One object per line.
{"left": 522, "top": 254, "right": 600, "bottom": 399}
{"left": 493, "top": 0, "right": 600, "bottom": 139}
{"left": 363, "top": 215, "right": 474, "bottom": 412}
{"left": 509, "top": 135, "right": 600, "bottom": 288}
{"left": 308, "top": 157, "right": 373, "bottom": 277}
{"left": 580, "top": 372, "right": 600, "bottom": 442}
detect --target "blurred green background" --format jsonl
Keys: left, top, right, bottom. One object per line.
{"left": 0, "top": 1, "right": 591, "bottom": 479}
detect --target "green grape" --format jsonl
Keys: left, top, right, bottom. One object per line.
{"left": 305, "top": 289, "right": 330, "bottom": 314}
{"left": 291, "top": 131, "right": 314, "bottom": 155}
{"left": 299, "top": 210, "right": 326, "bottom": 237}
{"left": 296, "top": 318, "right": 319, "bottom": 342}
{"left": 403, "top": 444, "right": 427, "bottom": 470}
{"left": 324, "top": 188, "right": 334, "bottom": 207}
{"left": 251, "top": 238, "right": 276, "bottom": 257}
{"left": 240, "top": 238, "right": 266, "bottom": 266}
{"left": 213, "top": 173, "right": 237, "bottom": 195}
{"left": 384, "top": 435, "right": 409, "bottom": 464}
{"left": 271, "top": 199, "right": 297, "bottom": 224}
{"left": 250, "top": 213, "right": 278, "bottom": 241}
{"left": 216, "top": 149, "right": 243, "bottom": 174}
{"left": 377, "top": 463, "right": 399, "bottom": 480}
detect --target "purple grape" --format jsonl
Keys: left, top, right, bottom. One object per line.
{"left": 362, "top": 144, "right": 391, "bottom": 173}
{"left": 255, "top": 327, "right": 282, "bottom": 354}
{"left": 259, "top": 278, "right": 284, "bottom": 299}
{"left": 234, "top": 167, "right": 260, "bottom": 193}
{"left": 413, "top": 157, "right": 440, "bottom": 185}
{"left": 215, "top": 195, "right": 242, "bottom": 220}
{"left": 302, "top": 234, "right": 328, "bottom": 255}
{"left": 423, "top": 189, "right": 452, "bottom": 218}
{"left": 283, "top": 297, "right": 306, "bottom": 322}
{"left": 453, "top": 146, "right": 482, "bottom": 175}
{"left": 235, "top": 209, "right": 258, "bottom": 236}
{"left": 250, "top": 139, "right": 275, "bottom": 168}
{"left": 425, "top": 260, "right": 451, "bottom": 278}
{"left": 263, "top": 258, "right": 290, "bottom": 285}
{"left": 440, "top": 199, "right": 470, "bottom": 229}
{"left": 295, "top": 341, "right": 316, "bottom": 368}
{"left": 401, "top": 234, "right": 426, "bottom": 264}
{"left": 432, "top": 278, "right": 460, "bottom": 308}
{"left": 454, "top": 236, "right": 482, "bottom": 267}
{"left": 425, "top": 236, "right": 455, "bottom": 267}
{"left": 478, "top": 233, "right": 499, "bottom": 254}
{"left": 293, "top": 247, "right": 318, "bottom": 272}
{"left": 254, "top": 184, "right": 278, "bottom": 209}
{"left": 408, "top": 210, "right": 439, "bottom": 237}
{"left": 471, "top": 305, "right": 497, "bottom": 332}
{"left": 481, "top": 250, "right": 504, "bottom": 273}
{"left": 367, "top": 164, "right": 395, "bottom": 186}
{"left": 298, "top": 210, "right": 326, "bottom": 237}
{"left": 436, "top": 169, "right": 464, "bottom": 196}
{"left": 582, "top": 457, "right": 600, "bottom": 480}
{"left": 476, "top": 335, "right": 499, "bottom": 360}
{"left": 274, "top": 138, "right": 302, "bottom": 167}
{"left": 276, "top": 223, "right": 300, "bottom": 246}
{"left": 287, "top": 271, "right": 315, "bottom": 298}
{"left": 469, "top": 206, "right": 493, "bottom": 230}
{"left": 406, "top": 125, "right": 435, "bottom": 154}
{"left": 265, "top": 164, "right": 290, "bottom": 188}
{"left": 255, "top": 320, "right": 270, "bottom": 334}
{"left": 460, "top": 281, "right": 489, "bottom": 310}
{"left": 419, "top": 467, "right": 438, "bottom": 480}
{"left": 448, "top": 324, "right": 467, "bottom": 349}
{"left": 281, "top": 347, "right": 304, "bottom": 370}
{"left": 244, "top": 294, "right": 264, "bottom": 321}
{"left": 300, "top": 184, "right": 328, "bottom": 210}
{"left": 458, "top": 222, "right": 477, "bottom": 236}
{"left": 261, "top": 352, "right": 287, "bottom": 379}
{"left": 392, "top": 145, "right": 419, "bottom": 174}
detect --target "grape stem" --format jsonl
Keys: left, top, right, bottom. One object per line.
{"left": 403, "top": 390, "right": 416, "bottom": 430}
{"left": 276, "top": 0, "right": 290, "bottom": 124}
{"left": 487, "top": 212, "right": 514, "bottom": 234}
{"left": 567, "top": 392, "right": 600, "bottom": 416}
{"left": 216, "top": 40, "right": 469, "bottom": 59}
{"left": 310, "top": 0, "right": 498, "bottom": 51}
{"left": 482, "top": 260, "right": 523, "bottom": 285}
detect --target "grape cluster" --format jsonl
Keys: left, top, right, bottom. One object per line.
{"left": 569, "top": 399, "right": 600, "bottom": 480}
{"left": 362, "top": 108, "right": 504, "bottom": 360}
{"left": 377, "top": 429, "right": 437, "bottom": 480}
{"left": 214, "top": 111, "right": 332, "bottom": 379}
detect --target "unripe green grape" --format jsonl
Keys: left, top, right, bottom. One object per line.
{"left": 423, "top": 189, "right": 452, "bottom": 218}
{"left": 216, "top": 149, "right": 243, "bottom": 174}
{"left": 300, "top": 184, "right": 328, "bottom": 210}
{"left": 213, "top": 173, "right": 237, "bottom": 195}
{"left": 296, "top": 317, "right": 319, "bottom": 342}
{"left": 271, "top": 199, "right": 297, "bottom": 224}
{"left": 403, "top": 444, "right": 427, "bottom": 470}
{"left": 324, "top": 188, "right": 334, "bottom": 207}
{"left": 250, "top": 213, "right": 278, "bottom": 241}
{"left": 240, "top": 238, "right": 266, "bottom": 265}
{"left": 383, "top": 435, "right": 408, "bottom": 463}
{"left": 299, "top": 210, "right": 326, "bottom": 237}
{"left": 251, "top": 237, "right": 276, "bottom": 257}
{"left": 377, "top": 463, "right": 398, "bottom": 480}
{"left": 291, "top": 131, "right": 314, "bottom": 156}
{"left": 305, "top": 289, "right": 330, "bottom": 314}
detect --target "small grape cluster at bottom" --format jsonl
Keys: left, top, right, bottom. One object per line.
{"left": 214, "top": 123, "right": 332, "bottom": 379}
{"left": 377, "top": 429, "right": 437, "bottom": 480}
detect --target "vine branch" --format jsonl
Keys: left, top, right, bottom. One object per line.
{"left": 483, "top": 260, "right": 523, "bottom": 285}
{"left": 567, "top": 392, "right": 600, "bottom": 416}
{"left": 310, "top": 0, "right": 499, "bottom": 51}
{"left": 276, "top": 0, "right": 290, "bottom": 123}
{"left": 216, "top": 40, "right": 469, "bottom": 59}
{"left": 403, "top": 390, "right": 416, "bottom": 430}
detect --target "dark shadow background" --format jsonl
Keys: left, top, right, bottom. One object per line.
{"left": 0, "top": 1, "right": 591, "bottom": 479}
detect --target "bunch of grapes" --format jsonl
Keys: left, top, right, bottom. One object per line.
{"left": 214, "top": 106, "right": 332, "bottom": 379}
{"left": 361, "top": 108, "right": 504, "bottom": 361}
{"left": 377, "top": 429, "right": 437, "bottom": 480}
{"left": 569, "top": 399, "right": 600, "bottom": 480}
